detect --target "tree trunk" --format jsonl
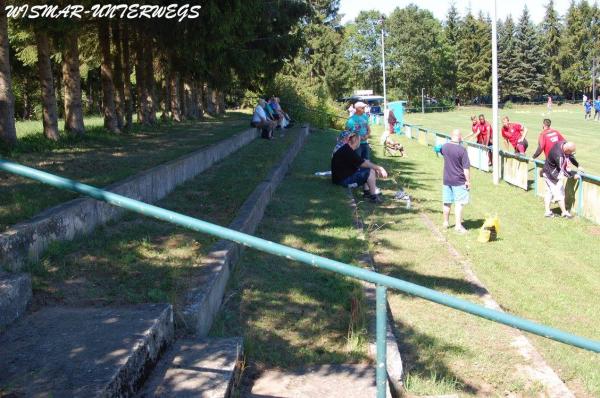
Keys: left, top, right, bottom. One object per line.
{"left": 98, "top": 21, "right": 120, "bottom": 133}
{"left": 160, "top": 78, "right": 169, "bottom": 120}
{"left": 204, "top": 84, "right": 216, "bottom": 115}
{"left": 112, "top": 21, "right": 125, "bottom": 130}
{"left": 35, "top": 28, "right": 60, "bottom": 141}
{"left": 169, "top": 71, "right": 182, "bottom": 122}
{"left": 134, "top": 31, "right": 149, "bottom": 124}
{"left": 143, "top": 41, "right": 157, "bottom": 124}
{"left": 0, "top": 3, "right": 17, "bottom": 147}
{"left": 194, "top": 82, "right": 204, "bottom": 118}
{"left": 62, "top": 30, "right": 85, "bottom": 136}
{"left": 121, "top": 23, "right": 133, "bottom": 129}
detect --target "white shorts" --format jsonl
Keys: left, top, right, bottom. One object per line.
{"left": 543, "top": 175, "right": 565, "bottom": 202}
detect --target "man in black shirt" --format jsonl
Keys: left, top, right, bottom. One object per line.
{"left": 331, "top": 133, "right": 388, "bottom": 203}
{"left": 542, "top": 141, "right": 582, "bottom": 218}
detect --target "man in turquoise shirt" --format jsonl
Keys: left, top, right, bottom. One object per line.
{"left": 346, "top": 101, "right": 371, "bottom": 160}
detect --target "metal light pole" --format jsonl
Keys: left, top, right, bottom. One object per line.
{"left": 421, "top": 88, "right": 425, "bottom": 114}
{"left": 380, "top": 16, "right": 388, "bottom": 128}
{"left": 492, "top": 0, "right": 500, "bottom": 185}
{"left": 593, "top": 57, "right": 597, "bottom": 101}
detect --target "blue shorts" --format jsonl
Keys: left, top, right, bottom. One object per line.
{"left": 339, "top": 168, "right": 371, "bottom": 187}
{"left": 443, "top": 185, "right": 469, "bottom": 204}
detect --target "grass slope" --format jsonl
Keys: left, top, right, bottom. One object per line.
{"left": 0, "top": 112, "right": 250, "bottom": 230}
{"left": 29, "top": 128, "right": 298, "bottom": 308}
{"left": 211, "top": 129, "right": 371, "bottom": 370}
{"left": 362, "top": 126, "right": 600, "bottom": 397}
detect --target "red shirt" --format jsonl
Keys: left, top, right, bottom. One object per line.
{"left": 501, "top": 123, "right": 524, "bottom": 148}
{"left": 538, "top": 128, "right": 565, "bottom": 157}
{"left": 477, "top": 121, "right": 492, "bottom": 145}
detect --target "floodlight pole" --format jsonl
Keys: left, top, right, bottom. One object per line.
{"left": 380, "top": 16, "right": 388, "bottom": 128}
{"left": 492, "top": 0, "right": 500, "bottom": 185}
{"left": 593, "top": 57, "right": 597, "bottom": 101}
{"left": 421, "top": 88, "right": 425, "bottom": 114}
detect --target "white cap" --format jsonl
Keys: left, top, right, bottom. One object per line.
{"left": 354, "top": 101, "right": 367, "bottom": 108}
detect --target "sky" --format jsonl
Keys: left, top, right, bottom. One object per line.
{"left": 339, "top": 0, "right": 573, "bottom": 24}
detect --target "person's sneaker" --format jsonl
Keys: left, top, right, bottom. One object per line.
{"left": 364, "top": 188, "right": 381, "bottom": 197}
{"left": 561, "top": 212, "right": 574, "bottom": 219}
{"left": 454, "top": 226, "right": 467, "bottom": 234}
{"left": 368, "top": 194, "right": 384, "bottom": 204}
{"left": 544, "top": 212, "right": 555, "bottom": 218}
{"left": 442, "top": 222, "right": 450, "bottom": 229}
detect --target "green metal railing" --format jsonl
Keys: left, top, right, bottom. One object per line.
{"left": 403, "top": 123, "right": 600, "bottom": 221}
{"left": 1, "top": 157, "right": 599, "bottom": 398}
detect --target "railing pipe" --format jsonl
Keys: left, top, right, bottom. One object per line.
{"left": 1, "top": 158, "right": 600, "bottom": 355}
{"left": 376, "top": 285, "right": 387, "bottom": 398}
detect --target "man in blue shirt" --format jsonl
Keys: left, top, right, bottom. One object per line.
{"left": 594, "top": 96, "right": 600, "bottom": 121}
{"left": 345, "top": 101, "right": 371, "bottom": 160}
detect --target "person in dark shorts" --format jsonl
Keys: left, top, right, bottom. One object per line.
{"left": 542, "top": 141, "right": 582, "bottom": 218}
{"left": 331, "top": 132, "right": 388, "bottom": 203}
{"left": 440, "top": 129, "right": 471, "bottom": 233}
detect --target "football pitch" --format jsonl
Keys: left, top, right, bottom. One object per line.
{"left": 404, "top": 104, "right": 600, "bottom": 176}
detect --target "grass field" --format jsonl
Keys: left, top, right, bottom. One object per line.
{"left": 360, "top": 125, "right": 600, "bottom": 396}
{"left": 405, "top": 103, "right": 600, "bottom": 176}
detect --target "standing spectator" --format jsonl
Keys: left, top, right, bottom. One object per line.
{"left": 464, "top": 115, "right": 480, "bottom": 141}
{"left": 251, "top": 99, "right": 276, "bottom": 139}
{"left": 533, "top": 119, "right": 566, "bottom": 159}
{"left": 547, "top": 95, "right": 553, "bottom": 113}
{"left": 542, "top": 141, "right": 582, "bottom": 218}
{"left": 584, "top": 100, "right": 592, "bottom": 120}
{"left": 501, "top": 116, "right": 529, "bottom": 154}
{"left": 594, "top": 96, "right": 600, "bottom": 121}
{"left": 346, "top": 101, "right": 371, "bottom": 160}
{"left": 583, "top": 94, "right": 588, "bottom": 105}
{"left": 331, "top": 132, "right": 388, "bottom": 204}
{"left": 387, "top": 109, "right": 397, "bottom": 134}
{"left": 440, "top": 129, "right": 471, "bottom": 233}
{"left": 477, "top": 114, "right": 493, "bottom": 166}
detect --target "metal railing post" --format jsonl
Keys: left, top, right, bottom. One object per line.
{"left": 578, "top": 178, "right": 584, "bottom": 216}
{"left": 534, "top": 162, "right": 539, "bottom": 195}
{"left": 376, "top": 284, "right": 387, "bottom": 398}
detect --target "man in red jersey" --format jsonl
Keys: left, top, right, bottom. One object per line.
{"left": 477, "top": 114, "right": 493, "bottom": 166}
{"left": 501, "top": 116, "right": 529, "bottom": 154}
{"left": 533, "top": 119, "right": 566, "bottom": 159}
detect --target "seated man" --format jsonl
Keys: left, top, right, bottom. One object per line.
{"left": 331, "top": 132, "right": 388, "bottom": 203}
{"left": 251, "top": 99, "right": 276, "bottom": 139}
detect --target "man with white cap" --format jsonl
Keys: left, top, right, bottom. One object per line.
{"left": 346, "top": 101, "right": 371, "bottom": 160}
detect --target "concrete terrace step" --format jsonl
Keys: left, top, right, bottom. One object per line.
{"left": 0, "top": 271, "right": 31, "bottom": 330}
{"left": 137, "top": 337, "right": 242, "bottom": 398}
{"left": 247, "top": 364, "right": 388, "bottom": 398}
{"left": 0, "top": 304, "right": 173, "bottom": 397}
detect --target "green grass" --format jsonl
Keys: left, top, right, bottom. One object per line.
{"left": 15, "top": 116, "right": 104, "bottom": 139}
{"left": 405, "top": 103, "right": 600, "bottom": 176}
{"left": 0, "top": 111, "right": 251, "bottom": 230}
{"left": 210, "top": 129, "right": 371, "bottom": 368}
{"left": 28, "top": 128, "right": 298, "bottom": 309}
{"left": 359, "top": 125, "right": 600, "bottom": 397}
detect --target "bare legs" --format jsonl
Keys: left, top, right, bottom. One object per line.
{"left": 443, "top": 203, "right": 465, "bottom": 231}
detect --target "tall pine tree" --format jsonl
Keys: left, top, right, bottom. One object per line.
{"left": 512, "top": 6, "right": 545, "bottom": 100}
{"left": 498, "top": 16, "right": 519, "bottom": 100}
{"left": 443, "top": 3, "right": 461, "bottom": 99}
{"left": 541, "top": 0, "right": 563, "bottom": 95}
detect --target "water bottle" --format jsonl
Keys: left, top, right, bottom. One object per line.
{"left": 406, "top": 197, "right": 411, "bottom": 210}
